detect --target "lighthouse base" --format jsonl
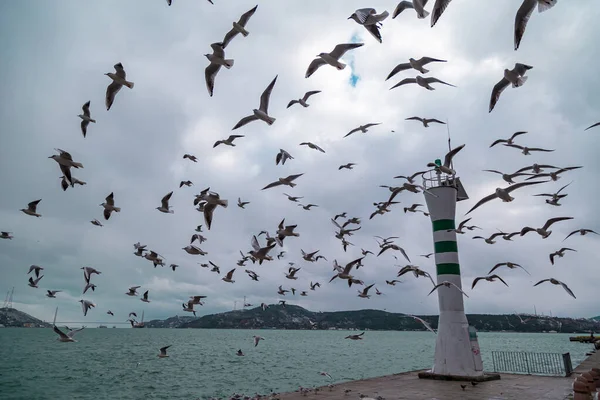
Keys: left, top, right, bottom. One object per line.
{"left": 418, "top": 371, "right": 501, "bottom": 382}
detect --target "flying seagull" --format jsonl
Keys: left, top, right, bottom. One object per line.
{"left": 214, "top": 134, "right": 244, "bottom": 148}
{"left": 344, "top": 123, "right": 382, "bottom": 138}
{"left": 339, "top": 163, "right": 356, "bottom": 170}
{"left": 222, "top": 5, "right": 258, "bottom": 49}
{"left": 1, "top": 231, "right": 13, "bottom": 239}
{"left": 390, "top": 75, "right": 455, "bottom": 91}
{"left": 471, "top": 275, "right": 509, "bottom": 290}
{"left": 79, "top": 299, "right": 95, "bottom": 316}
{"left": 53, "top": 325, "right": 84, "bottom": 343}
{"left": 305, "top": 43, "right": 364, "bottom": 79}
{"left": 466, "top": 180, "right": 546, "bottom": 215}
{"left": 237, "top": 198, "right": 250, "bottom": 209}
{"left": 105, "top": 62, "right": 134, "bottom": 111}
{"left": 584, "top": 122, "right": 600, "bottom": 131}
{"left": 183, "top": 154, "right": 198, "bottom": 162}
{"left": 158, "top": 345, "right": 171, "bottom": 358}
{"left": 549, "top": 248, "right": 576, "bottom": 265}
{"left": 520, "top": 217, "right": 573, "bottom": 239}
{"left": 262, "top": 174, "right": 304, "bottom": 190}
{"left": 28, "top": 276, "right": 43, "bottom": 288}
{"left": 428, "top": 281, "right": 469, "bottom": 298}
{"left": 489, "top": 63, "right": 533, "bottom": 113}
{"left": 482, "top": 169, "right": 534, "bottom": 184}
{"left": 504, "top": 143, "right": 553, "bottom": 155}
{"left": 392, "top": 1, "right": 430, "bottom": 19}
{"left": 78, "top": 101, "right": 96, "bottom": 138}
{"left": 387, "top": 57, "right": 447, "bottom": 79}
{"left": 232, "top": 75, "right": 277, "bottom": 129}
{"left": 563, "top": 228, "right": 599, "bottom": 242}
{"left": 156, "top": 191, "right": 174, "bottom": 214}
{"left": 533, "top": 278, "right": 575, "bottom": 299}
{"left": 405, "top": 117, "right": 445, "bottom": 128}
{"left": 490, "top": 131, "right": 527, "bottom": 148}
{"left": 427, "top": 143, "right": 465, "bottom": 175}
{"left": 488, "top": 262, "right": 530, "bottom": 276}
{"left": 204, "top": 42, "right": 234, "bottom": 97}
{"left": 348, "top": 8, "right": 389, "bottom": 43}
{"left": 430, "top": 0, "right": 454, "bottom": 27}
{"left": 20, "top": 199, "right": 42, "bottom": 218}
{"left": 275, "top": 149, "right": 294, "bottom": 165}
{"left": 299, "top": 142, "right": 325, "bottom": 153}
{"left": 515, "top": 0, "right": 558, "bottom": 51}
{"left": 100, "top": 192, "right": 121, "bottom": 220}
{"left": 287, "top": 90, "right": 321, "bottom": 109}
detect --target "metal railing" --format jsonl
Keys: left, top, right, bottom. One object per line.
{"left": 491, "top": 351, "right": 573, "bottom": 377}
{"left": 421, "top": 169, "right": 457, "bottom": 190}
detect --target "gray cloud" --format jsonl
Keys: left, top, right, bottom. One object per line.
{"left": 1, "top": 0, "right": 599, "bottom": 325}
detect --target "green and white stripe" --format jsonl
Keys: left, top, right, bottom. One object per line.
{"left": 431, "top": 219, "right": 461, "bottom": 276}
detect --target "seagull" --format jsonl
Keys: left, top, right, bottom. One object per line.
{"left": 344, "top": 123, "right": 382, "bottom": 138}
{"left": 170, "top": 264, "right": 179, "bottom": 271}
{"left": 520, "top": 217, "right": 573, "bottom": 239}
{"left": 299, "top": 142, "right": 325, "bottom": 153}
{"left": 47, "top": 290, "right": 61, "bottom": 298}
{"left": 156, "top": 191, "right": 174, "bottom": 214}
{"left": 287, "top": 91, "right": 321, "bottom": 109}
{"left": 397, "top": 265, "right": 436, "bottom": 285}
{"left": 420, "top": 253, "right": 434, "bottom": 258}
{"left": 386, "top": 279, "right": 401, "bottom": 286}
{"left": 471, "top": 275, "right": 509, "bottom": 289}
{"left": 204, "top": 42, "right": 233, "bottom": 97}
{"left": 283, "top": 193, "right": 303, "bottom": 202}
{"left": 504, "top": 144, "right": 554, "bottom": 156}
{"left": 107, "top": 311, "right": 114, "bottom": 316}
{"left": 100, "top": 192, "right": 121, "bottom": 220}
{"left": 79, "top": 299, "right": 95, "bottom": 316}
{"left": 249, "top": 236, "right": 275, "bottom": 264}
{"left": 489, "top": 63, "right": 533, "bottom": 113}
{"left": 245, "top": 269, "right": 259, "bottom": 281}
{"left": 405, "top": 117, "right": 445, "bottom": 128}
{"left": 183, "top": 245, "right": 208, "bottom": 255}
{"left": 392, "top": 1, "right": 430, "bottom": 19}
{"left": 221, "top": 5, "right": 258, "bottom": 49}
{"left": 105, "top": 62, "right": 134, "bottom": 111}
{"left": 236, "top": 349, "right": 245, "bottom": 356}
{"left": 488, "top": 262, "right": 530, "bottom": 276}
{"left": 126, "top": 286, "right": 140, "bottom": 296}
{"left": 564, "top": 229, "right": 599, "bottom": 242}
{"left": 426, "top": 143, "right": 465, "bottom": 175}
{"left": 345, "top": 332, "right": 365, "bottom": 340}
{"left": 534, "top": 278, "right": 575, "bottom": 299}
{"left": 348, "top": 8, "right": 389, "bottom": 43}
{"left": 483, "top": 169, "right": 534, "bottom": 184}
{"left": 403, "top": 314, "right": 436, "bottom": 334}
{"left": 339, "top": 163, "right": 356, "bottom": 170}
{"left": 183, "top": 154, "right": 198, "bottom": 162}
{"left": 310, "top": 282, "right": 321, "bottom": 291}
{"left": 232, "top": 75, "right": 277, "bottom": 129}
{"left": 275, "top": 149, "right": 294, "bottom": 166}
{"left": 222, "top": 268, "right": 236, "bottom": 283}
{"left": 466, "top": 180, "right": 547, "bottom": 215}
{"left": 285, "top": 267, "right": 301, "bottom": 280}
{"left": 515, "top": 0, "right": 558, "bottom": 51}
{"left": 549, "top": 248, "right": 576, "bottom": 265}
{"left": 214, "top": 134, "right": 244, "bottom": 148}
{"left": 28, "top": 276, "right": 43, "bottom": 288}
{"left": 0, "top": 231, "right": 13, "bottom": 239}
{"left": 90, "top": 219, "right": 103, "bottom": 227}
{"left": 525, "top": 166, "right": 582, "bottom": 182}
{"left": 53, "top": 325, "right": 84, "bottom": 343}
{"left": 534, "top": 181, "right": 571, "bottom": 206}
{"left": 27, "top": 265, "right": 43, "bottom": 278}
{"left": 262, "top": 173, "right": 304, "bottom": 190}
{"left": 490, "top": 131, "right": 527, "bottom": 148}
{"left": 202, "top": 191, "right": 228, "bottom": 230}
{"left": 305, "top": 43, "right": 364, "bottom": 78}
{"left": 430, "top": 0, "right": 454, "bottom": 27}
{"left": 447, "top": 218, "right": 477, "bottom": 234}
{"left": 387, "top": 57, "right": 447, "bottom": 78}
{"left": 584, "top": 122, "right": 600, "bottom": 131}
{"left": 180, "top": 180, "right": 193, "bottom": 188}
{"left": 330, "top": 257, "right": 365, "bottom": 283}
{"left": 394, "top": 170, "right": 428, "bottom": 184}
{"left": 20, "top": 199, "right": 42, "bottom": 217}
{"left": 253, "top": 335, "right": 265, "bottom": 347}
{"left": 428, "top": 281, "right": 469, "bottom": 298}
{"left": 299, "top": 203, "right": 318, "bottom": 211}
{"left": 158, "top": 345, "right": 171, "bottom": 358}
{"left": 141, "top": 290, "right": 150, "bottom": 303}
{"left": 357, "top": 284, "right": 375, "bottom": 299}
{"left": 78, "top": 101, "right": 96, "bottom": 138}
{"left": 390, "top": 75, "right": 455, "bottom": 91}
{"left": 378, "top": 243, "right": 410, "bottom": 261}
{"left": 237, "top": 198, "right": 250, "bottom": 209}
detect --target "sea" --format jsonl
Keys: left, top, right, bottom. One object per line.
{"left": 0, "top": 329, "right": 593, "bottom": 400}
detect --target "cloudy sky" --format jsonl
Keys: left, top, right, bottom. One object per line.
{"left": 1, "top": 0, "right": 599, "bottom": 326}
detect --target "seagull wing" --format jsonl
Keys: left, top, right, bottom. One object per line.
{"left": 430, "top": 0, "right": 453, "bottom": 27}
{"left": 353, "top": 8, "right": 375, "bottom": 24}
{"left": 259, "top": 75, "right": 278, "bottom": 114}
{"left": 232, "top": 115, "right": 259, "bottom": 130}
{"left": 489, "top": 77, "right": 510, "bottom": 113}
{"left": 558, "top": 280, "right": 576, "bottom": 299}
{"left": 584, "top": 122, "right": 600, "bottom": 131}
{"left": 286, "top": 100, "right": 299, "bottom": 109}
{"left": 105, "top": 192, "right": 115, "bottom": 206}
{"left": 514, "top": 0, "right": 537, "bottom": 50}
{"left": 533, "top": 278, "right": 550, "bottom": 287}
{"left": 465, "top": 192, "right": 498, "bottom": 215}
{"left": 262, "top": 180, "right": 283, "bottom": 190}
{"left": 67, "top": 327, "right": 85, "bottom": 338}
{"left": 542, "top": 216, "right": 573, "bottom": 231}
{"left": 161, "top": 192, "right": 173, "bottom": 209}
{"left": 513, "top": 63, "right": 533, "bottom": 76}
{"left": 386, "top": 63, "right": 412, "bottom": 80}
{"left": 302, "top": 90, "right": 321, "bottom": 101}
{"left": 53, "top": 325, "right": 70, "bottom": 340}
{"left": 205, "top": 63, "right": 222, "bottom": 97}
{"left": 221, "top": 28, "right": 239, "bottom": 49}
{"left": 237, "top": 5, "right": 258, "bottom": 27}
{"left": 284, "top": 173, "right": 304, "bottom": 182}
{"left": 363, "top": 24, "right": 383, "bottom": 43}
{"left": 419, "top": 57, "right": 447, "bottom": 65}
{"left": 105, "top": 81, "right": 122, "bottom": 111}
{"left": 406, "top": 117, "right": 424, "bottom": 122}
{"left": 203, "top": 202, "right": 217, "bottom": 230}
{"left": 492, "top": 275, "right": 509, "bottom": 287}
{"left": 504, "top": 180, "right": 547, "bottom": 194}
{"left": 471, "top": 277, "right": 483, "bottom": 289}
{"left": 390, "top": 78, "right": 417, "bottom": 90}
{"left": 423, "top": 77, "right": 455, "bottom": 86}
{"left": 329, "top": 43, "right": 364, "bottom": 60}
{"left": 443, "top": 143, "right": 465, "bottom": 168}
{"left": 393, "top": 1, "right": 415, "bottom": 18}
{"left": 305, "top": 58, "right": 327, "bottom": 79}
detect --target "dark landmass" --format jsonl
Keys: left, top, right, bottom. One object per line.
{"left": 0, "top": 307, "right": 51, "bottom": 328}
{"left": 144, "top": 305, "right": 600, "bottom": 333}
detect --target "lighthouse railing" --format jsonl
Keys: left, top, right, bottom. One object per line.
{"left": 421, "top": 169, "right": 457, "bottom": 190}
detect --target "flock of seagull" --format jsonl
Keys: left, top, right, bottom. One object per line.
{"left": 2, "top": 1, "right": 600, "bottom": 385}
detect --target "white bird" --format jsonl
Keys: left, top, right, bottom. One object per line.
{"left": 348, "top": 8, "right": 389, "bottom": 43}
{"left": 222, "top": 268, "right": 236, "bottom": 283}
{"left": 78, "top": 101, "right": 96, "bottom": 138}
{"left": 275, "top": 149, "right": 294, "bottom": 165}
{"left": 515, "top": 0, "right": 558, "bottom": 51}
{"left": 183, "top": 245, "right": 208, "bottom": 255}
{"left": 549, "top": 248, "right": 576, "bottom": 265}
{"left": 403, "top": 314, "right": 436, "bottom": 334}
{"left": 126, "top": 286, "right": 140, "bottom": 296}
{"left": 405, "top": 117, "right": 445, "bottom": 128}
{"left": 471, "top": 274, "right": 509, "bottom": 290}
{"left": 305, "top": 43, "right": 364, "bottom": 78}
{"left": 489, "top": 63, "right": 533, "bottom": 113}
{"left": 53, "top": 325, "right": 84, "bottom": 342}
{"left": 100, "top": 192, "right": 121, "bottom": 220}
{"left": 0, "top": 231, "right": 13, "bottom": 239}
{"left": 202, "top": 192, "right": 228, "bottom": 231}
{"left": 344, "top": 123, "right": 382, "bottom": 138}
{"left": 156, "top": 191, "right": 174, "bottom": 214}
{"left": 299, "top": 142, "right": 325, "bottom": 153}
{"left": 204, "top": 42, "right": 234, "bottom": 97}
{"left": 262, "top": 173, "right": 304, "bottom": 190}
{"left": 488, "top": 262, "right": 530, "bottom": 276}
{"left": 390, "top": 75, "right": 455, "bottom": 91}
{"left": 466, "top": 180, "right": 546, "bottom": 215}
{"left": 520, "top": 217, "right": 573, "bottom": 239}
{"left": 141, "top": 290, "right": 150, "bottom": 303}
{"left": 46, "top": 290, "right": 61, "bottom": 298}
{"left": 237, "top": 197, "right": 250, "bottom": 209}
{"left": 253, "top": 335, "right": 264, "bottom": 347}
{"left": 158, "top": 345, "right": 171, "bottom": 358}
{"left": 28, "top": 276, "right": 43, "bottom": 288}
{"left": 392, "top": 1, "right": 429, "bottom": 19}
{"left": 357, "top": 283, "right": 375, "bottom": 298}
{"left": 105, "top": 62, "right": 134, "bottom": 111}
{"left": 428, "top": 281, "right": 469, "bottom": 298}
{"left": 221, "top": 5, "right": 258, "bottom": 49}
{"left": 90, "top": 219, "right": 103, "bottom": 227}
{"left": 489, "top": 131, "right": 528, "bottom": 148}
{"left": 213, "top": 134, "right": 244, "bottom": 148}
{"left": 27, "top": 265, "right": 44, "bottom": 277}
{"left": 534, "top": 278, "right": 575, "bottom": 299}
{"left": 287, "top": 90, "right": 322, "bottom": 109}
{"left": 232, "top": 75, "right": 278, "bottom": 129}
{"left": 563, "top": 228, "right": 599, "bottom": 242}
{"left": 387, "top": 57, "right": 447, "bottom": 78}
{"left": 20, "top": 199, "right": 42, "bottom": 218}
{"left": 183, "top": 154, "right": 198, "bottom": 162}
{"left": 79, "top": 300, "right": 95, "bottom": 316}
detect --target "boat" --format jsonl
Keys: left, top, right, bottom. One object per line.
{"left": 98, "top": 325, "right": 107, "bottom": 328}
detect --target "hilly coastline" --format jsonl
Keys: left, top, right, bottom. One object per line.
{"left": 0, "top": 307, "right": 51, "bottom": 328}
{"left": 145, "top": 305, "right": 600, "bottom": 333}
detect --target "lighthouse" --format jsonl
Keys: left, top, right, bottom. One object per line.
{"left": 419, "top": 157, "right": 488, "bottom": 380}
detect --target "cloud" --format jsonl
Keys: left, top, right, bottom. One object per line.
{"left": 1, "top": 0, "right": 599, "bottom": 326}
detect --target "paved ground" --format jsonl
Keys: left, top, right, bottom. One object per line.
{"left": 277, "top": 351, "right": 600, "bottom": 400}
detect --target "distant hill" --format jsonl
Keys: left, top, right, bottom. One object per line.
{"left": 145, "top": 315, "right": 196, "bottom": 328}
{"left": 0, "top": 307, "right": 51, "bottom": 328}
{"left": 147, "top": 305, "right": 600, "bottom": 333}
